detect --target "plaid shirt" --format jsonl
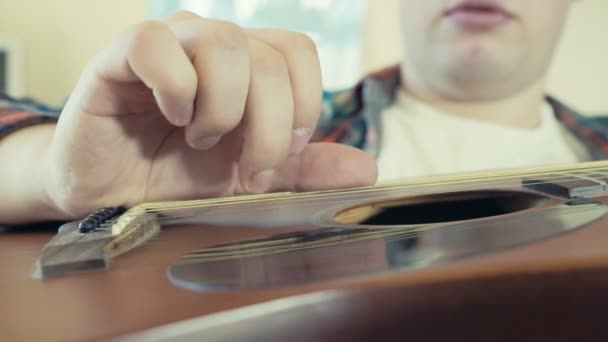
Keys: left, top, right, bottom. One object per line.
{"left": 0, "top": 94, "right": 60, "bottom": 138}
{"left": 313, "top": 65, "right": 608, "bottom": 160}
{"left": 2, "top": 64, "right": 608, "bottom": 160}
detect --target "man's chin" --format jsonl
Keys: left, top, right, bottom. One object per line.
{"left": 433, "top": 64, "right": 522, "bottom": 102}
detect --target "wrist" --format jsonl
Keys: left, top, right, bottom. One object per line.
{"left": 36, "top": 126, "right": 71, "bottom": 221}
{"left": 0, "top": 123, "right": 71, "bottom": 224}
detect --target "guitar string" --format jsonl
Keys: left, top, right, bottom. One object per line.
{"left": 72, "top": 185, "right": 606, "bottom": 264}
{"left": 139, "top": 169, "right": 608, "bottom": 212}
{"left": 103, "top": 175, "right": 604, "bottom": 228}
{"left": 46, "top": 167, "right": 608, "bottom": 270}
{"left": 103, "top": 173, "right": 608, "bottom": 226}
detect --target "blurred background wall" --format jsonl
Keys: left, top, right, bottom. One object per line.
{"left": 0, "top": 0, "right": 606, "bottom": 114}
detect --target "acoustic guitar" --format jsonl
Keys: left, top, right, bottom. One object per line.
{"left": 4, "top": 161, "right": 608, "bottom": 341}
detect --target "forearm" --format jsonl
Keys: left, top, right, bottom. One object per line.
{"left": 0, "top": 124, "right": 64, "bottom": 224}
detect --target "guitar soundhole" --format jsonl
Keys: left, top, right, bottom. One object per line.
{"left": 335, "top": 190, "right": 549, "bottom": 226}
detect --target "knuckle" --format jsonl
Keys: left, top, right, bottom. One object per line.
{"left": 204, "top": 20, "right": 247, "bottom": 51}
{"left": 254, "top": 46, "right": 289, "bottom": 78}
{"left": 130, "top": 20, "right": 168, "bottom": 47}
{"left": 167, "top": 10, "right": 201, "bottom": 22}
{"left": 290, "top": 32, "right": 318, "bottom": 54}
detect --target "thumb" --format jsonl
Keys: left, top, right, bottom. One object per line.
{"left": 269, "top": 142, "right": 378, "bottom": 192}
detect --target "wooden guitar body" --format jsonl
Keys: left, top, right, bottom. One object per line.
{"left": 3, "top": 162, "right": 608, "bottom": 341}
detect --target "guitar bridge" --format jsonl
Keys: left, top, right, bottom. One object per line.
{"left": 35, "top": 208, "right": 159, "bottom": 279}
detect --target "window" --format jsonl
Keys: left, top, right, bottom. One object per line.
{"left": 149, "top": 0, "right": 366, "bottom": 90}
{"left": 0, "top": 38, "right": 24, "bottom": 97}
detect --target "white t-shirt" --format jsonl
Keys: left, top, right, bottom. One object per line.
{"left": 376, "top": 92, "right": 591, "bottom": 183}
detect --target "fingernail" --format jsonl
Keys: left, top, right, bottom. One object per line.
{"left": 290, "top": 127, "right": 312, "bottom": 155}
{"left": 194, "top": 135, "right": 221, "bottom": 150}
{"left": 248, "top": 169, "right": 274, "bottom": 193}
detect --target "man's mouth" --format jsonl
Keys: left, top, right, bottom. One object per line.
{"left": 444, "top": 0, "right": 514, "bottom": 29}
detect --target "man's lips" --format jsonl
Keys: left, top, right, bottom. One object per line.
{"left": 444, "top": 0, "right": 514, "bottom": 29}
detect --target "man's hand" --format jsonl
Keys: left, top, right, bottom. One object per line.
{"left": 40, "top": 12, "right": 377, "bottom": 220}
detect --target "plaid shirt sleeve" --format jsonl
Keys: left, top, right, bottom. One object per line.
{"left": 0, "top": 94, "right": 61, "bottom": 231}
{"left": 0, "top": 93, "right": 60, "bottom": 140}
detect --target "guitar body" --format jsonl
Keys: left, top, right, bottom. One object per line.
{"left": 4, "top": 162, "right": 608, "bottom": 341}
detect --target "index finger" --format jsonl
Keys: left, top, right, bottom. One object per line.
{"left": 85, "top": 20, "right": 198, "bottom": 127}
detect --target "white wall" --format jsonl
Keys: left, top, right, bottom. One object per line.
{"left": 0, "top": 0, "right": 147, "bottom": 105}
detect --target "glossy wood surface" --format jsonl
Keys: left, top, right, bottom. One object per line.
{"left": 3, "top": 200, "right": 608, "bottom": 342}
{"left": 128, "top": 266, "right": 608, "bottom": 342}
